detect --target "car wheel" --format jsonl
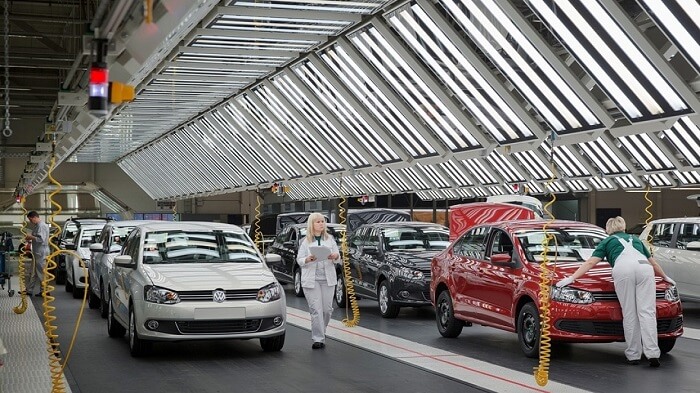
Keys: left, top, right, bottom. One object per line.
{"left": 260, "top": 333, "right": 286, "bottom": 352}
{"left": 293, "top": 268, "right": 304, "bottom": 298}
{"left": 378, "top": 280, "right": 400, "bottom": 318}
{"left": 335, "top": 275, "right": 347, "bottom": 308}
{"left": 88, "top": 288, "right": 100, "bottom": 309}
{"left": 107, "top": 295, "right": 126, "bottom": 338}
{"left": 436, "top": 290, "right": 463, "bottom": 338}
{"left": 659, "top": 338, "right": 676, "bottom": 354}
{"left": 99, "top": 284, "right": 108, "bottom": 319}
{"left": 517, "top": 302, "right": 540, "bottom": 358}
{"left": 129, "top": 306, "right": 151, "bottom": 357}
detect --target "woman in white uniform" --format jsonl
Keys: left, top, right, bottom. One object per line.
{"left": 297, "top": 213, "right": 340, "bottom": 349}
{"left": 556, "top": 216, "right": 675, "bottom": 367}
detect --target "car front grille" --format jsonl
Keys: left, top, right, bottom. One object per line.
{"left": 177, "top": 289, "right": 259, "bottom": 301}
{"left": 176, "top": 319, "right": 262, "bottom": 334}
{"left": 593, "top": 291, "right": 666, "bottom": 301}
{"left": 556, "top": 317, "right": 683, "bottom": 336}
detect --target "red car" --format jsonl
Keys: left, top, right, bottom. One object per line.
{"left": 431, "top": 219, "right": 683, "bottom": 358}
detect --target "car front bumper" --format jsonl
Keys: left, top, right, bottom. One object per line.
{"left": 134, "top": 299, "right": 287, "bottom": 341}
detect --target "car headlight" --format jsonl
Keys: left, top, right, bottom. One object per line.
{"left": 257, "top": 282, "right": 282, "bottom": 303}
{"left": 550, "top": 286, "right": 594, "bottom": 304}
{"left": 393, "top": 266, "right": 424, "bottom": 280}
{"left": 144, "top": 285, "right": 180, "bottom": 304}
{"left": 665, "top": 285, "right": 680, "bottom": 302}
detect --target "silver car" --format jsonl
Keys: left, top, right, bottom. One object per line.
{"left": 107, "top": 221, "right": 285, "bottom": 357}
{"left": 640, "top": 217, "right": 700, "bottom": 301}
{"left": 88, "top": 220, "right": 154, "bottom": 317}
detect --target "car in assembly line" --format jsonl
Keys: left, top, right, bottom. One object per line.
{"left": 431, "top": 219, "right": 683, "bottom": 358}
{"left": 335, "top": 221, "right": 450, "bottom": 318}
{"left": 88, "top": 220, "right": 152, "bottom": 316}
{"left": 65, "top": 223, "right": 105, "bottom": 298}
{"left": 639, "top": 217, "right": 700, "bottom": 301}
{"left": 107, "top": 221, "right": 286, "bottom": 356}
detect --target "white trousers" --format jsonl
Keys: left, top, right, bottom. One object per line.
{"left": 27, "top": 252, "right": 47, "bottom": 295}
{"left": 612, "top": 257, "right": 660, "bottom": 360}
{"left": 304, "top": 281, "right": 335, "bottom": 343}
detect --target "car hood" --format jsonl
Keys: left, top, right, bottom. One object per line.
{"left": 386, "top": 250, "right": 440, "bottom": 269}
{"left": 142, "top": 263, "right": 277, "bottom": 291}
{"left": 544, "top": 262, "right": 666, "bottom": 292}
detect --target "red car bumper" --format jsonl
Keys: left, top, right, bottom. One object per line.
{"left": 548, "top": 300, "right": 683, "bottom": 342}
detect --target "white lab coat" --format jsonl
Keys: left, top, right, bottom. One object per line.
{"left": 296, "top": 235, "right": 340, "bottom": 289}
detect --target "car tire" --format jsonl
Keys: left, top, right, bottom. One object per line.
{"left": 293, "top": 268, "right": 304, "bottom": 298}
{"left": 107, "top": 294, "right": 126, "bottom": 338}
{"left": 88, "top": 288, "right": 100, "bottom": 309}
{"left": 99, "top": 284, "right": 108, "bottom": 319}
{"left": 260, "top": 333, "right": 286, "bottom": 352}
{"left": 378, "top": 280, "right": 400, "bottom": 318}
{"left": 436, "top": 290, "right": 463, "bottom": 338}
{"left": 129, "top": 306, "right": 151, "bottom": 357}
{"left": 659, "top": 338, "right": 676, "bottom": 354}
{"left": 517, "top": 302, "right": 540, "bottom": 358}
{"left": 335, "top": 275, "right": 347, "bottom": 308}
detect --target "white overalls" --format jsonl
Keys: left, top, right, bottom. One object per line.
{"left": 612, "top": 237, "right": 660, "bottom": 361}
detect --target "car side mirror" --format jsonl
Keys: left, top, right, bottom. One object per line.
{"left": 265, "top": 253, "right": 282, "bottom": 265}
{"left": 114, "top": 255, "right": 136, "bottom": 268}
{"left": 363, "top": 245, "right": 378, "bottom": 255}
{"left": 490, "top": 253, "right": 513, "bottom": 266}
{"left": 687, "top": 241, "right": 700, "bottom": 251}
{"left": 89, "top": 243, "right": 103, "bottom": 252}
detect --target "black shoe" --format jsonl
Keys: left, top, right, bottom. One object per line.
{"left": 649, "top": 358, "right": 660, "bottom": 367}
{"left": 626, "top": 359, "right": 640, "bottom": 365}
{"left": 312, "top": 342, "right": 324, "bottom": 349}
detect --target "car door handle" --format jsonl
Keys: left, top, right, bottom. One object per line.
{"left": 670, "top": 256, "right": 677, "bottom": 260}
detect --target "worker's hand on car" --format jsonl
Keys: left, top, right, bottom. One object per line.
{"left": 556, "top": 276, "right": 575, "bottom": 288}
{"left": 663, "top": 275, "right": 676, "bottom": 286}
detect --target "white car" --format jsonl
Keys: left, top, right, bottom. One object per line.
{"left": 65, "top": 224, "right": 105, "bottom": 298}
{"left": 88, "top": 220, "right": 153, "bottom": 317}
{"left": 640, "top": 217, "right": 700, "bottom": 301}
{"left": 107, "top": 221, "right": 286, "bottom": 357}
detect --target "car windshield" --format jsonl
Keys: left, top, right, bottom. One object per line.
{"left": 383, "top": 227, "right": 450, "bottom": 251}
{"left": 515, "top": 227, "right": 606, "bottom": 263}
{"left": 142, "top": 230, "right": 262, "bottom": 264}
{"left": 79, "top": 228, "right": 102, "bottom": 248}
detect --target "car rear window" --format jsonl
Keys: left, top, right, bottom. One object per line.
{"left": 142, "top": 230, "right": 261, "bottom": 264}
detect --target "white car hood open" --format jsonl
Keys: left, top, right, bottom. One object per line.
{"left": 141, "top": 263, "right": 276, "bottom": 291}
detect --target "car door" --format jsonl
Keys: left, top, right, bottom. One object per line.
{"left": 90, "top": 225, "right": 111, "bottom": 296}
{"left": 270, "top": 227, "right": 294, "bottom": 281}
{"left": 450, "top": 226, "right": 488, "bottom": 319}
{"left": 347, "top": 228, "right": 369, "bottom": 296}
{"left": 360, "top": 228, "right": 382, "bottom": 298}
{"left": 674, "top": 221, "right": 700, "bottom": 298}
{"left": 474, "top": 229, "right": 518, "bottom": 328}
{"left": 112, "top": 230, "right": 141, "bottom": 324}
{"left": 646, "top": 222, "right": 677, "bottom": 280}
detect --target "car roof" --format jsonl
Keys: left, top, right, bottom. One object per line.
{"left": 361, "top": 221, "right": 448, "bottom": 230}
{"left": 645, "top": 217, "right": 700, "bottom": 224}
{"left": 477, "top": 219, "right": 603, "bottom": 231}
{"left": 76, "top": 224, "right": 106, "bottom": 231}
{"left": 104, "top": 220, "right": 159, "bottom": 228}
{"left": 135, "top": 221, "right": 246, "bottom": 233}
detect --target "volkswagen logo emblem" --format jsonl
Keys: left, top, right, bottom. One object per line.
{"left": 212, "top": 289, "right": 226, "bottom": 303}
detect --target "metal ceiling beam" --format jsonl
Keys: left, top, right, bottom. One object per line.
{"left": 0, "top": 5, "right": 67, "bottom": 54}
{"left": 212, "top": 6, "right": 363, "bottom": 23}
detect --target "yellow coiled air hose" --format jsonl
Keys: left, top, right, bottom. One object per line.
{"left": 13, "top": 196, "right": 29, "bottom": 314}
{"left": 253, "top": 192, "right": 264, "bottom": 253}
{"left": 643, "top": 182, "right": 654, "bottom": 254}
{"left": 42, "top": 152, "right": 91, "bottom": 392}
{"left": 172, "top": 200, "right": 177, "bottom": 221}
{"left": 534, "top": 162, "right": 558, "bottom": 387}
{"left": 338, "top": 195, "right": 360, "bottom": 327}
